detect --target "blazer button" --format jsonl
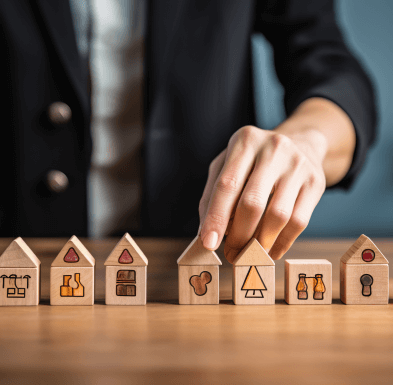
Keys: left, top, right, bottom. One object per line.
{"left": 47, "top": 102, "right": 72, "bottom": 125}
{"left": 46, "top": 170, "right": 69, "bottom": 193}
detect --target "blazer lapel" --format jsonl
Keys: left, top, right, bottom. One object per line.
{"left": 36, "top": 0, "right": 89, "bottom": 113}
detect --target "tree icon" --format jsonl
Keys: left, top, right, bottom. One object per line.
{"left": 241, "top": 266, "right": 267, "bottom": 298}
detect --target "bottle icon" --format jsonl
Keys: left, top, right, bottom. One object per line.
{"left": 313, "top": 274, "right": 325, "bottom": 300}
{"left": 296, "top": 274, "right": 308, "bottom": 299}
{"left": 73, "top": 273, "right": 84, "bottom": 297}
{"left": 60, "top": 275, "right": 73, "bottom": 297}
{"left": 60, "top": 273, "right": 85, "bottom": 297}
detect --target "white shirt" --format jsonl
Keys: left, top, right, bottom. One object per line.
{"left": 70, "top": 0, "right": 145, "bottom": 237}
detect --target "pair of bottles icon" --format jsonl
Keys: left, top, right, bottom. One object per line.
{"left": 60, "top": 273, "right": 84, "bottom": 297}
{"left": 296, "top": 274, "right": 325, "bottom": 300}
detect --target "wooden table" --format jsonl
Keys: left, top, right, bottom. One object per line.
{"left": 0, "top": 238, "right": 392, "bottom": 384}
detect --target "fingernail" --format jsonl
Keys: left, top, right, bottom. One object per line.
{"left": 202, "top": 231, "right": 219, "bottom": 250}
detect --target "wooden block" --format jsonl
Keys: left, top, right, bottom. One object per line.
{"left": 340, "top": 235, "right": 389, "bottom": 305}
{"left": 104, "top": 233, "right": 148, "bottom": 267}
{"left": 285, "top": 259, "right": 332, "bottom": 305}
{"left": 104, "top": 233, "right": 148, "bottom": 305}
{"left": 177, "top": 236, "right": 221, "bottom": 304}
{"left": 177, "top": 236, "right": 222, "bottom": 266}
{"left": 50, "top": 267, "right": 94, "bottom": 305}
{"left": 105, "top": 266, "right": 146, "bottom": 305}
{"left": 50, "top": 236, "right": 95, "bottom": 306}
{"left": 340, "top": 262, "right": 388, "bottom": 304}
{"left": 0, "top": 268, "right": 40, "bottom": 306}
{"left": 51, "top": 235, "right": 95, "bottom": 267}
{"left": 232, "top": 238, "right": 275, "bottom": 305}
{"left": 178, "top": 265, "right": 219, "bottom": 305}
{"left": 233, "top": 266, "right": 275, "bottom": 305}
{"left": 341, "top": 234, "right": 388, "bottom": 264}
{"left": 0, "top": 238, "right": 41, "bottom": 306}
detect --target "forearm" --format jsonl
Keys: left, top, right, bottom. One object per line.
{"left": 274, "top": 97, "right": 356, "bottom": 187}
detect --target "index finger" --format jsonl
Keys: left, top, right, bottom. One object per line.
{"left": 200, "top": 141, "right": 255, "bottom": 250}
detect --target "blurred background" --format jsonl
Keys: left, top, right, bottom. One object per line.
{"left": 252, "top": 0, "right": 393, "bottom": 237}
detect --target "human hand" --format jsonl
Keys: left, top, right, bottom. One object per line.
{"left": 198, "top": 124, "right": 327, "bottom": 262}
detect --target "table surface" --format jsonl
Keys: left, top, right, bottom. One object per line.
{"left": 0, "top": 237, "right": 392, "bottom": 385}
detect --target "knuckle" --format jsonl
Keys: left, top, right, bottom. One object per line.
{"left": 307, "top": 171, "right": 326, "bottom": 191}
{"left": 206, "top": 211, "right": 227, "bottom": 228}
{"left": 289, "top": 215, "right": 309, "bottom": 232}
{"left": 269, "top": 206, "right": 291, "bottom": 224}
{"left": 291, "top": 153, "right": 307, "bottom": 170}
{"left": 237, "top": 125, "right": 259, "bottom": 146}
{"left": 240, "top": 192, "right": 265, "bottom": 212}
{"left": 215, "top": 175, "right": 239, "bottom": 194}
{"left": 270, "top": 133, "right": 292, "bottom": 152}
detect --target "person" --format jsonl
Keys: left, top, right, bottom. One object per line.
{"left": 0, "top": 1, "right": 376, "bottom": 262}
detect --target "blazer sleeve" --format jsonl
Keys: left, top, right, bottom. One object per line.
{"left": 255, "top": 0, "right": 377, "bottom": 189}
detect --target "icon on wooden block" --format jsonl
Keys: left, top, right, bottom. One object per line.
{"left": 105, "top": 234, "right": 148, "bottom": 305}
{"left": 296, "top": 273, "right": 326, "bottom": 301}
{"left": 1, "top": 274, "right": 31, "bottom": 298}
{"left": 0, "top": 238, "right": 41, "bottom": 306}
{"left": 64, "top": 248, "right": 79, "bottom": 263}
{"left": 118, "top": 250, "right": 133, "bottom": 264}
{"left": 285, "top": 259, "right": 332, "bottom": 305}
{"left": 340, "top": 235, "right": 389, "bottom": 305}
{"left": 189, "top": 271, "right": 212, "bottom": 296}
{"left": 296, "top": 274, "right": 307, "bottom": 299}
{"left": 232, "top": 238, "right": 275, "bottom": 305}
{"left": 60, "top": 273, "right": 84, "bottom": 297}
{"left": 50, "top": 236, "right": 95, "bottom": 306}
{"left": 116, "top": 270, "right": 136, "bottom": 296}
{"left": 178, "top": 236, "right": 221, "bottom": 305}
{"left": 241, "top": 266, "right": 267, "bottom": 298}
{"left": 360, "top": 274, "right": 373, "bottom": 297}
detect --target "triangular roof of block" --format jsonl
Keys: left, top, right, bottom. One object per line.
{"left": 104, "top": 233, "right": 148, "bottom": 266}
{"left": 0, "top": 237, "right": 41, "bottom": 268}
{"left": 233, "top": 238, "right": 275, "bottom": 266}
{"left": 51, "top": 236, "right": 95, "bottom": 267}
{"left": 177, "top": 236, "right": 222, "bottom": 266}
{"left": 341, "top": 234, "right": 388, "bottom": 264}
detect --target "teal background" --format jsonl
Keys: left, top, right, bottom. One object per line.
{"left": 252, "top": 0, "right": 393, "bottom": 237}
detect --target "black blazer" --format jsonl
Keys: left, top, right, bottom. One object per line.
{"left": 0, "top": 0, "right": 376, "bottom": 237}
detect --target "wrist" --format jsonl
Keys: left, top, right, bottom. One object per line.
{"left": 274, "top": 121, "right": 328, "bottom": 167}
{"left": 272, "top": 97, "right": 356, "bottom": 186}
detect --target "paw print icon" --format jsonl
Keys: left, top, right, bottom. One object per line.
{"left": 189, "top": 271, "right": 212, "bottom": 296}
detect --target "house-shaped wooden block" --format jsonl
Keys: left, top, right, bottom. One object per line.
{"left": 232, "top": 238, "right": 275, "bottom": 305}
{"left": 104, "top": 233, "right": 148, "bottom": 305}
{"left": 0, "top": 238, "right": 41, "bottom": 306}
{"left": 340, "top": 235, "right": 389, "bottom": 305}
{"left": 177, "top": 236, "right": 222, "bottom": 305}
{"left": 50, "top": 236, "right": 95, "bottom": 306}
{"left": 285, "top": 259, "right": 332, "bottom": 305}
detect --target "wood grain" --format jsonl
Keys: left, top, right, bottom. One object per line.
{"left": 340, "top": 262, "right": 389, "bottom": 304}
{"left": 105, "top": 266, "right": 146, "bottom": 305}
{"left": 341, "top": 234, "right": 388, "bottom": 264}
{"left": 177, "top": 236, "right": 222, "bottom": 266}
{"left": 0, "top": 268, "right": 39, "bottom": 306}
{"left": 285, "top": 259, "right": 332, "bottom": 304}
{"left": 232, "top": 238, "right": 274, "bottom": 266}
{"left": 233, "top": 265, "right": 275, "bottom": 305}
{"left": 104, "top": 233, "right": 148, "bottom": 266}
{"left": 52, "top": 236, "right": 95, "bottom": 267}
{"left": 0, "top": 238, "right": 40, "bottom": 268}
{"left": 179, "top": 265, "right": 219, "bottom": 304}
{"left": 0, "top": 238, "right": 393, "bottom": 384}
{"left": 50, "top": 266, "right": 94, "bottom": 305}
